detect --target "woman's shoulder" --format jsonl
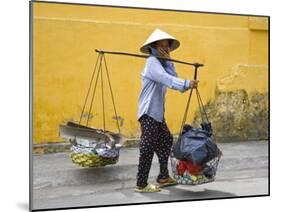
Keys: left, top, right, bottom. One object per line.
{"left": 146, "top": 55, "right": 159, "bottom": 65}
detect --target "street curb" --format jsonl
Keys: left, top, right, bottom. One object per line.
{"left": 33, "top": 142, "right": 71, "bottom": 154}
{"left": 32, "top": 137, "right": 268, "bottom": 154}
{"left": 32, "top": 136, "right": 180, "bottom": 154}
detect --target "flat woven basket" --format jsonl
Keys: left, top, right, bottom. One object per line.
{"left": 69, "top": 145, "right": 119, "bottom": 168}
{"left": 70, "top": 152, "right": 119, "bottom": 168}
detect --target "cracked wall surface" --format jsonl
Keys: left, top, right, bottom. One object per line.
{"left": 193, "top": 89, "right": 268, "bottom": 142}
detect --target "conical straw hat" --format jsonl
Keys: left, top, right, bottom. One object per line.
{"left": 140, "top": 28, "right": 180, "bottom": 54}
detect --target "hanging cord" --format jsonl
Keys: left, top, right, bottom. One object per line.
{"left": 178, "top": 88, "right": 194, "bottom": 142}
{"left": 77, "top": 52, "right": 121, "bottom": 134}
{"left": 177, "top": 65, "right": 198, "bottom": 142}
{"left": 103, "top": 55, "right": 121, "bottom": 134}
{"left": 79, "top": 53, "right": 101, "bottom": 125}
{"left": 195, "top": 88, "right": 205, "bottom": 124}
{"left": 196, "top": 88, "right": 209, "bottom": 122}
{"left": 100, "top": 54, "right": 106, "bottom": 132}
{"left": 195, "top": 88, "right": 210, "bottom": 123}
{"left": 195, "top": 87, "right": 217, "bottom": 143}
{"left": 86, "top": 54, "right": 104, "bottom": 126}
{"left": 177, "top": 65, "right": 209, "bottom": 141}
{"left": 177, "top": 87, "right": 211, "bottom": 143}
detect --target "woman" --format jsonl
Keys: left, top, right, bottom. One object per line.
{"left": 135, "top": 28, "right": 199, "bottom": 192}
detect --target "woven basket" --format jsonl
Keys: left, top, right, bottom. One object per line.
{"left": 70, "top": 152, "right": 119, "bottom": 168}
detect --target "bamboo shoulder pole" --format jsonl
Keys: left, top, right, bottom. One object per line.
{"left": 95, "top": 49, "right": 204, "bottom": 68}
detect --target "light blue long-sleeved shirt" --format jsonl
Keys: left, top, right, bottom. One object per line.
{"left": 137, "top": 55, "right": 190, "bottom": 123}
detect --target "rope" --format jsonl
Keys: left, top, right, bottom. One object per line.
{"left": 77, "top": 52, "right": 121, "bottom": 135}
{"left": 195, "top": 88, "right": 205, "bottom": 123}
{"left": 195, "top": 88, "right": 209, "bottom": 123}
{"left": 86, "top": 54, "right": 103, "bottom": 126}
{"left": 100, "top": 54, "right": 106, "bottom": 131}
{"left": 178, "top": 88, "right": 194, "bottom": 142}
{"left": 79, "top": 53, "right": 101, "bottom": 125}
{"left": 103, "top": 55, "right": 121, "bottom": 134}
{"left": 178, "top": 87, "right": 210, "bottom": 142}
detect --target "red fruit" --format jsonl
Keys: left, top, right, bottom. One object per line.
{"left": 176, "top": 160, "right": 187, "bottom": 175}
{"left": 176, "top": 160, "right": 203, "bottom": 176}
{"left": 185, "top": 161, "right": 202, "bottom": 175}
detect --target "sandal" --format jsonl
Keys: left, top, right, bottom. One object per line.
{"left": 134, "top": 183, "right": 161, "bottom": 193}
{"left": 157, "top": 176, "right": 178, "bottom": 188}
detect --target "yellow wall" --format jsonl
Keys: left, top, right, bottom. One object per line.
{"left": 32, "top": 2, "right": 269, "bottom": 144}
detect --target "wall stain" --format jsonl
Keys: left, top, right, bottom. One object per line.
{"left": 192, "top": 89, "right": 268, "bottom": 142}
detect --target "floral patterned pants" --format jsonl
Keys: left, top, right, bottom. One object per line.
{"left": 136, "top": 114, "right": 174, "bottom": 187}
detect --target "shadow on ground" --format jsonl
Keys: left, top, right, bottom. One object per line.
{"left": 119, "top": 186, "right": 236, "bottom": 202}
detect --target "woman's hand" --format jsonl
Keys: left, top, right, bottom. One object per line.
{"left": 189, "top": 80, "right": 199, "bottom": 88}
{"left": 157, "top": 47, "right": 170, "bottom": 59}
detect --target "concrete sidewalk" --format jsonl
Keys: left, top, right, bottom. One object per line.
{"left": 32, "top": 141, "right": 269, "bottom": 210}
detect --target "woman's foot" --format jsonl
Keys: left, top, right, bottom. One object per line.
{"left": 134, "top": 183, "right": 161, "bottom": 193}
{"left": 157, "top": 176, "right": 178, "bottom": 188}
